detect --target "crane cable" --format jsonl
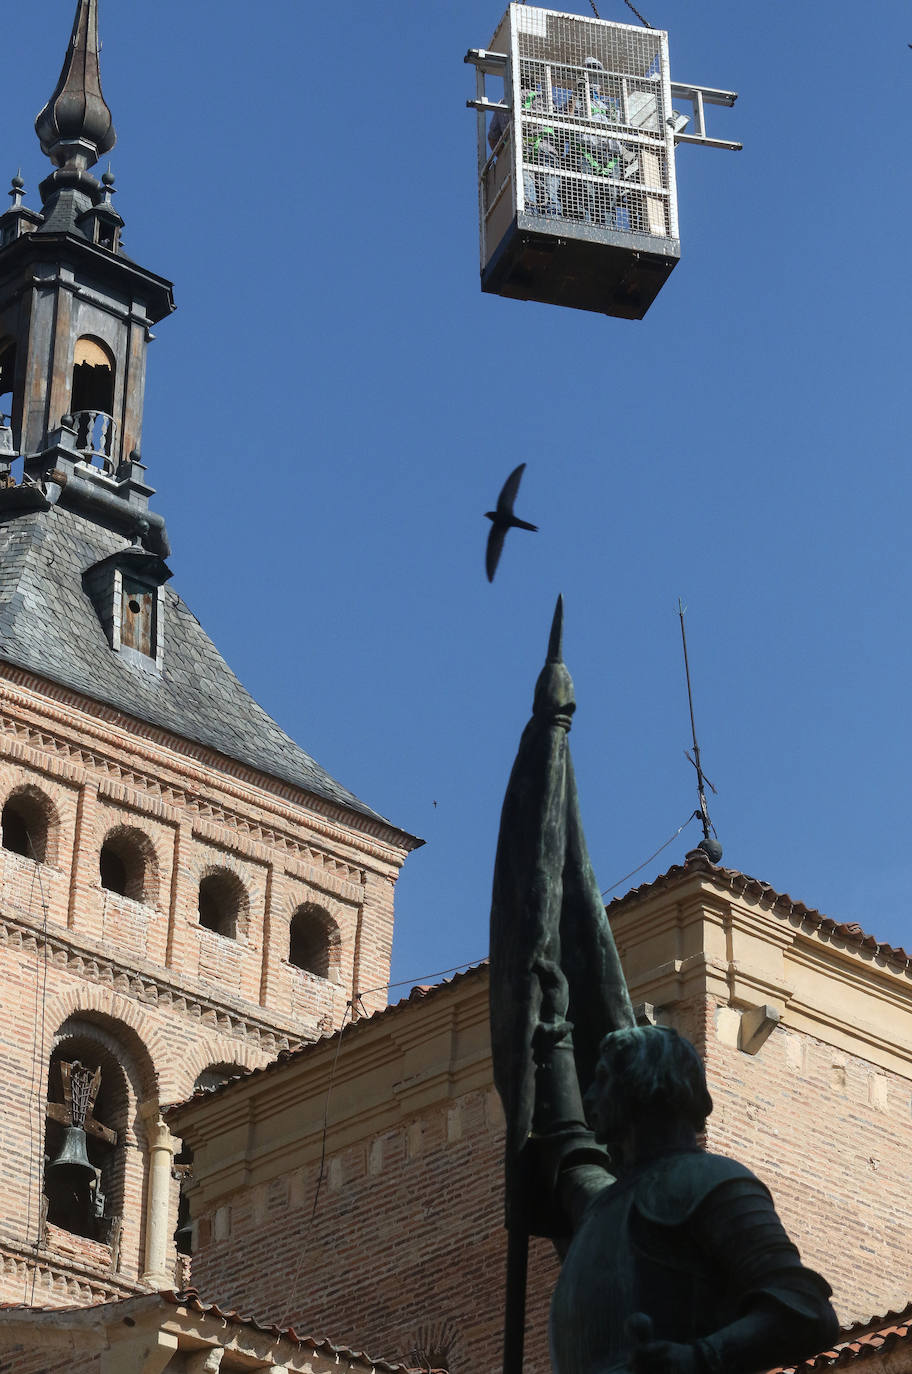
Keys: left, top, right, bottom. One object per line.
{"left": 588, "top": 0, "right": 654, "bottom": 27}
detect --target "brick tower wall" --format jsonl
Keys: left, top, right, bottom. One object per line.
{"left": 0, "top": 668, "right": 411, "bottom": 1308}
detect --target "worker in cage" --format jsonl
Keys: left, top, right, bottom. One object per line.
{"left": 489, "top": 63, "right": 572, "bottom": 219}
{"left": 565, "top": 56, "right": 639, "bottom": 230}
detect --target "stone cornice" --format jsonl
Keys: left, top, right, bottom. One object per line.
{"left": 0, "top": 667, "right": 420, "bottom": 865}
{"left": 612, "top": 855, "right": 912, "bottom": 976}
{"left": 0, "top": 909, "right": 308, "bottom": 1054}
{"left": 0, "top": 673, "right": 406, "bottom": 879}
{"left": 785, "top": 931, "right": 912, "bottom": 1007}
{"left": 613, "top": 859, "right": 912, "bottom": 1076}
{"left": 0, "top": 1238, "right": 145, "bottom": 1306}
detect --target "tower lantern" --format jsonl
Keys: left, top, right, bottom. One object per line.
{"left": 0, "top": 0, "right": 173, "bottom": 515}
{"left": 466, "top": 3, "right": 740, "bottom": 319}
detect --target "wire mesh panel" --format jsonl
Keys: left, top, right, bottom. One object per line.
{"left": 472, "top": 4, "right": 681, "bottom": 318}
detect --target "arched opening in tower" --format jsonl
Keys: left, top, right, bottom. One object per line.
{"left": 71, "top": 336, "right": 116, "bottom": 464}
{"left": 43, "top": 1042, "right": 125, "bottom": 1243}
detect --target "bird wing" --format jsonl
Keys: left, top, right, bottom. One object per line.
{"left": 486, "top": 523, "right": 508, "bottom": 582}
{"left": 496, "top": 463, "right": 526, "bottom": 518}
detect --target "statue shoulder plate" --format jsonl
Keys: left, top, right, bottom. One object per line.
{"left": 633, "top": 1151, "right": 768, "bottom": 1227}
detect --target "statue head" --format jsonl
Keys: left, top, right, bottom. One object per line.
{"left": 585, "top": 1026, "right": 713, "bottom": 1156}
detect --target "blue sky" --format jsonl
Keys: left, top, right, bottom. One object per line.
{"left": 5, "top": 1, "right": 912, "bottom": 993}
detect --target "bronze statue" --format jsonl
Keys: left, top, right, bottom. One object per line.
{"left": 490, "top": 601, "right": 838, "bottom": 1374}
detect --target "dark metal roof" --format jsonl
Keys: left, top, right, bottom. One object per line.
{"left": 35, "top": 0, "right": 115, "bottom": 170}
{"left": 0, "top": 500, "right": 397, "bottom": 828}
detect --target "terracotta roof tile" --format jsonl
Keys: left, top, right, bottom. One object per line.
{"left": 161, "top": 1289, "right": 441, "bottom": 1371}
{"left": 0, "top": 1291, "right": 440, "bottom": 1372}
{"left": 772, "top": 1303, "right": 912, "bottom": 1371}
{"left": 164, "top": 963, "right": 489, "bottom": 1118}
{"left": 610, "top": 850, "right": 912, "bottom": 973}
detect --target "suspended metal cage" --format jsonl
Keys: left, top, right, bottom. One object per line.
{"left": 467, "top": 5, "right": 736, "bottom": 319}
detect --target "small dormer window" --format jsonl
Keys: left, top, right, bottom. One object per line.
{"left": 120, "top": 576, "right": 157, "bottom": 659}
{"left": 95, "top": 217, "right": 118, "bottom": 251}
{"left": 83, "top": 545, "right": 172, "bottom": 673}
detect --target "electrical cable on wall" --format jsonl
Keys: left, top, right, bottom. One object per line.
{"left": 272, "top": 804, "right": 701, "bottom": 1322}
{"left": 279, "top": 1000, "right": 352, "bottom": 1329}
{"left": 21, "top": 829, "right": 52, "bottom": 1305}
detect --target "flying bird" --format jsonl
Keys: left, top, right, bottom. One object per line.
{"left": 484, "top": 463, "right": 538, "bottom": 582}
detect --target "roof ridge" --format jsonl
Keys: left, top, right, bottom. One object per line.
{"left": 609, "top": 854, "right": 912, "bottom": 973}
{"left": 162, "top": 1289, "right": 431, "bottom": 1371}
{"left": 164, "top": 962, "right": 489, "bottom": 1117}
{"left": 772, "top": 1301, "right": 912, "bottom": 1372}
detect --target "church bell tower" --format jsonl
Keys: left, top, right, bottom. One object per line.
{"left": 0, "top": 0, "right": 174, "bottom": 541}
{"left": 0, "top": 0, "right": 417, "bottom": 1312}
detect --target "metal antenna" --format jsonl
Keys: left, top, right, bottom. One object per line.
{"left": 677, "top": 599, "right": 723, "bottom": 864}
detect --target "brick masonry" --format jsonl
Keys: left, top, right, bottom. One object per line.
{"left": 175, "top": 880, "right": 912, "bottom": 1374}
{"left": 0, "top": 664, "right": 413, "bottom": 1309}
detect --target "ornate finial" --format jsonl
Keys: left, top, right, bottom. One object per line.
{"left": 100, "top": 164, "right": 116, "bottom": 205}
{"left": 8, "top": 172, "right": 25, "bottom": 209}
{"left": 35, "top": 0, "right": 116, "bottom": 174}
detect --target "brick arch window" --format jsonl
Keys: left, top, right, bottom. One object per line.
{"left": 173, "top": 1062, "right": 248, "bottom": 1257}
{"left": 99, "top": 825, "right": 157, "bottom": 903}
{"left": 193, "top": 1062, "right": 248, "bottom": 1093}
{"left": 43, "top": 1012, "right": 156, "bottom": 1264}
{"left": 1, "top": 784, "right": 57, "bottom": 864}
{"left": 197, "top": 868, "right": 248, "bottom": 940}
{"left": 288, "top": 902, "right": 341, "bottom": 980}
{"left": 43, "top": 1036, "right": 128, "bottom": 1244}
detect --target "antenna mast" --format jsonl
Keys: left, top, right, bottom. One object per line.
{"left": 677, "top": 599, "right": 723, "bottom": 864}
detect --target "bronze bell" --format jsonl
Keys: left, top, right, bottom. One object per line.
{"left": 47, "top": 1125, "right": 96, "bottom": 1182}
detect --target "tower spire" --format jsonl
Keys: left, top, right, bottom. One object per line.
{"left": 34, "top": 0, "right": 115, "bottom": 176}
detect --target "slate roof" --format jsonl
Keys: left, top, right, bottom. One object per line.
{"left": 0, "top": 500, "right": 394, "bottom": 827}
